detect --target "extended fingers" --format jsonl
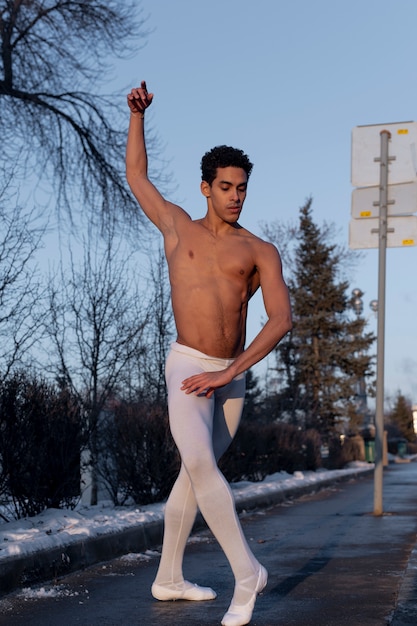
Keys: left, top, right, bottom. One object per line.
{"left": 181, "top": 374, "right": 208, "bottom": 395}
{"left": 183, "top": 384, "right": 213, "bottom": 397}
{"left": 127, "top": 81, "right": 153, "bottom": 111}
{"left": 181, "top": 376, "right": 200, "bottom": 392}
{"left": 181, "top": 369, "right": 229, "bottom": 395}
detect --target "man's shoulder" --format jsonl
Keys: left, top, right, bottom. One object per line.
{"left": 238, "top": 229, "right": 282, "bottom": 269}
{"left": 237, "top": 225, "right": 277, "bottom": 249}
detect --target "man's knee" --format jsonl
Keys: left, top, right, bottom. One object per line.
{"left": 183, "top": 449, "right": 217, "bottom": 482}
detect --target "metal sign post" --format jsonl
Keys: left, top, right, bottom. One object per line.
{"left": 373, "top": 131, "right": 390, "bottom": 516}
{"left": 350, "top": 121, "right": 417, "bottom": 516}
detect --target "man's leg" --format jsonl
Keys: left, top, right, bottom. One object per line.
{"left": 211, "top": 375, "right": 268, "bottom": 626}
{"left": 152, "top": 346, "right": 217, "bottom": 600}
{"left": 160, "top": 345, "right": 266, "bottom": 624}
{"left": 153, "top": 356, "right": 245, "bottom": 593}
{"left": 152, "top": 466, "right": 202, "bottom": 596}
{"left": 153, "top": 344, "right": 267, "bottom": 623}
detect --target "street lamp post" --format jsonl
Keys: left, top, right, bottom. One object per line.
{"left": 370, "top": 300, "right": 378, "bottom": 316}
{"left": 351, "top": 288, "right": 369, "bottom": 429}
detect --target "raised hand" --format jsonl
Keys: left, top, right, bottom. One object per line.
{"left": 127, "top": 80, "right": 153, "bottom": 115}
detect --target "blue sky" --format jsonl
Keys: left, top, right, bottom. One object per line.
{"left": 112, "top": 0, "right": 417, "bottom": 404}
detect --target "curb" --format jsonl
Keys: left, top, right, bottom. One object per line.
{"left": 0, "top": 467, "right": 374, "bottom": 597}
{"left": 391, "top": 541, "right": 417, "bottom": 625}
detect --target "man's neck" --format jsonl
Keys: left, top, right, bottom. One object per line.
{"left": 197, "top": 214, "right": 242, "bottom": 236}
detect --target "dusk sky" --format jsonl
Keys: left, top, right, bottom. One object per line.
{"left": 112, "top": 0, "right": 417, "bottom": 404}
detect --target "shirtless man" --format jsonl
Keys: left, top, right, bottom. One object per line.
{"left": 126, "top": 81, "right": 292, "bottom": 626}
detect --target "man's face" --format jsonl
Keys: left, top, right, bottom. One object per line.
{"left": 201, "top": 166, "right": 248, "bottom": 223}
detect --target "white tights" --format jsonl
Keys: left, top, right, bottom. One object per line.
{"left": 154, "top": 342, "right": 259, "bottom": 596}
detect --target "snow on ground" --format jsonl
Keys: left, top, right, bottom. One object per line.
{"left": 0, "top": 463, "right": 373, "bottom": 565}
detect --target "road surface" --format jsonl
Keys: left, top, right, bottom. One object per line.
{"left": 1, "top": 462, "right": 416, "bottom": 626}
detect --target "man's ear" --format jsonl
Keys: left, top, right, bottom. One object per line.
{"left": 200, "top": 180, "right": 211, "bottom": 197}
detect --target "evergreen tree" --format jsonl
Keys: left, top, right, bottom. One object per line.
{"left": 389, "top": 392, "right": 415, "bottom": 442}
{"left": 266, "top": 198, "right": 375, "bottom": 436}
{"left": 241, "top": 369, "right": 263, "bottom": 422}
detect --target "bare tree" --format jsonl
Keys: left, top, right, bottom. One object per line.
{"left": 145, "top": 247, "right": 175, "bottom": 403}
{"left": 122, "top": 246, "right": 175, "bottom": 405}
{"left": 45, "top": 226, "right": 149, "bottom": 504}
{"left": 0, "top": 0, "right": 149, "bottom": 221}
{"left": 0, "top": 175, "right": 46, "bottom": 381}
{"left": 94, "top": 246, "right": 175, "bottom": 505}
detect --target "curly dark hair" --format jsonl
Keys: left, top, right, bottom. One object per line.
{"left": 201, "top": 145, "right": 253, "bottom": 185}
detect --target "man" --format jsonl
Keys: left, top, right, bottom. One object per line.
{"left": 126, "top": 81, "right": 292, "bottom": 626}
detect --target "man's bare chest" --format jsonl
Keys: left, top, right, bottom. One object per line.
{"left": 169, "top": 231, "right": 257, "bottom": 283}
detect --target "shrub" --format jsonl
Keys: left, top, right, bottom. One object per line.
{"left": 325, "top": 434, "right": 364, "bottom": 469}
{"left": 220, "top": 422, "right": 322, "bottom": 482}
{"left": 0, "top": 372, "right": 83, "bottom": 519}
{"left": 304, "top": 428, "right": 323, "bottom": 470}
{"left": 99, "top": 402, "right": 180, "bottom": 505}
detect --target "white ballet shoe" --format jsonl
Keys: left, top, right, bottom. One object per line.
{"left": 151, "top": 579, "right": 217, "bottom": 601}
{"left": 221, "top": 565, "right": 268, "bottom": 626}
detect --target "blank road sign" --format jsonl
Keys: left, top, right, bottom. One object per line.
{"left": 351, "top": 121, "right": 417, "bottom": 187}
{"left": 349, "top": 215, "right": 417, "bottom": 249}
{"left": 351, "top": 181, "right": 417, "bottom": 218}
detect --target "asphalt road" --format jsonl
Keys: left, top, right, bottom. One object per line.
{"left": 1, "top": 462, "right": 417, "bottom": 626}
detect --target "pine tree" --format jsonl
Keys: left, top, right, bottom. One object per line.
{"left": 266, "top": 198, "right": 375, "bottom": 436}
{"left": 241, "top": 369, "right": 263, "bottom": 422}
{"left": 389, "top": 393, "right": 415, "bottom": 442}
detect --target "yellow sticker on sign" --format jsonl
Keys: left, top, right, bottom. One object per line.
{"left": 360, "top": 211, "right": 372, "bottom": 217}
{"left": 402, "top": 239, "right": 414, "bottom": 245}
{"left": 397, "top": 129, "right": 409, "bottom": 135}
